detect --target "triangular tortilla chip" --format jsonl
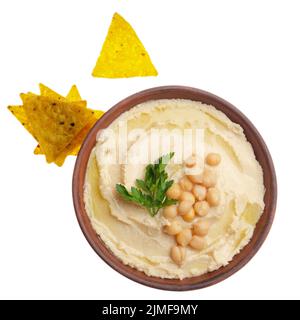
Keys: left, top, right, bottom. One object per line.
{"left": 91, "top": 109, "right": 105, "bottom": 119}
{"left": 8, "top": 105, "right": 34, "bottom": 136}
{"left": 9, "top": 85, "right": 104, "bottom": 166}
{"left": 34, "top": 143, "right": 77, "bottom": 156}
{"left": 40, "top": 83, "right": 82, "bottom": 102}
{"left": 39, "top": 83, "right": 66, "bottom": 101}
{"left": 66, "top": 85, "right": 82, "bottom": 101}
{"left": 35, "top": 109, "right": 103, "bottom": 166}
{"left": 33, "top": 108, "right": 103, "bottom": 160}
{"left": 52, "top": 108, "right": 104, "bottom": 164}
{"left": 12, "top": 84, "right": 82, "bottom": 157}
{"left": 34, "top": 145, "right": 43, "bottom": 155}
{"left": 33, "top": 97, "right": 103, "bottom": 163}
{"left": 52, "top": 120, "right": 95, "bottom": 166}
{"left": 20, "top": 93, "right": 93, "bottom": 163}
{"left": 92, "top": 12, "right": 158, "bottom": 78}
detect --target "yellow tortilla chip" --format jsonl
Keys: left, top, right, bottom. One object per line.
{"left": 66, "top": 85, "right": 82, "bottom": 101}
{"left": 33, "top": 107, "right": 102, "bottom": 159}
{"left": 34, "top": 144, "right": 77, "bottom": 156}
{"left": 34, "top": 110, "right": 104, "bottom": 158}
{"left": 39, "top": 83, "right": 66, "bottom": 101}
{"left": 33, "top": 91, "right": 103, "bottom": 163}
{"left": 40, "top": 83, "right": 82, "bottom": 102}
{"left": 34, "top": 107, "right": 103, "bottom": 161}
{"left": 34, "top": 145, "right": 42, "bottom": 155}
{"left": 9, "top": 85, "right": 105, "bottom": 166}
{"left": 8, "top": 106, "right": 50, "bottom": 157}
{"left": 36, "top": 109, "right": 103, "bottom": 162}
{"left": 42, "top": 110, "right": 101, "bottom": 166}
{"left": 8, "top": 105, "right": 34, "bottom": 135}
{"left": 91, "top": 109, "right": 105, "bottom": 119}
{"left": 13, "top": 84, "right": 83, "bottom": 156}
{"left": 20, "top": 93, "right": 93, "bottom": 163}
{"left": 92, "top": 12, "right": 158, "bottom": 78}
{"left": 52, "top": 119, "right": 96, "bottom": 166}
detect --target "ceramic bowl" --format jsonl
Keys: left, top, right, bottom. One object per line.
{"left": 73, "top": 86, "right": 277, "bottom": 291}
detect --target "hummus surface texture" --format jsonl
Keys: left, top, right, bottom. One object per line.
{"left": 84, "top": 99, "right": 265, "bottom": 279}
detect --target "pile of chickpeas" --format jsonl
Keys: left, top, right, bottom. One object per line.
{"left": 163, "top": 153, "right": 221, "bottom": 266}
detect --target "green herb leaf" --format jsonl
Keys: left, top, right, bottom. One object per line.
{"left": 135, "top": 179, "right": 149, "bottom": 193}
{"left": 115, "top": 152, "right": 177, "bottom": 217}
{"left": 162, "top": 198, "right": 178, "bottom": 207}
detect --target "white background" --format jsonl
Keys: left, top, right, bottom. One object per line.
{"left": 0, "top": 0, "right": 299, "bottom": 300}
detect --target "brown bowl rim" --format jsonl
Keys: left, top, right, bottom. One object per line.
{"left": 72, "top": 85, "right": 277, "bottom": 291}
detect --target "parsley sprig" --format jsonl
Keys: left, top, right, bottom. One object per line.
{"left": 116, "top": 152, "right": 177, "bottom": 217}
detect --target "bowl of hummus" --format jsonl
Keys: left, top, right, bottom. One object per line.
{"left": 73, "top": 86, "right": 277, "bottom": 290}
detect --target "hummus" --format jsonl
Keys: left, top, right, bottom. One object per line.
{"left": 84, "top": 99, "right": 265, "bottom": 279}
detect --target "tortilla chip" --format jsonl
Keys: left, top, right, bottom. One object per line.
{"left": 52, "top": 120, "right": 95, "bottom": 166}
{"left": 34, "top": 143, "right": 76, "bottom": 156}
{"left": 49, "top": 108, "right": 103, "bottom": 165}
{"left": 40, "top": 83, "right": 83, "bottom": 102}
{"left": 34, "top": 145, "right": 42, "bottom": 155}
{"left": 33, "top": 107, "right": 103, "bottom": 160}
{"left": 92, "top": 12, "right": 158, "bottom": 78}
{"left": 66, "top": 85, "right": 82, "bottom": 101}
{"left": 12, "top": 85, "right": 83, "bottom": 156}
{"left": 9, "top": 85, "right": 105, "bottom": 165}
{"left": 8, "top": 105, "right": 34, "bottom": 135}
{"left": 34, "top": 108, "right": 100, "bottom": 160}
{"left": 91, "top": 109, "right": 105, "bottom": 119}
{"left": 39, "top": 83, "right": 66, "bottom": 101}
{"left": 36, "top": 84, "right": 83, "bottom": 159}
{"left": 20, "top": 93, "right": 94, "bottom": 163}
{"left": 33, "top": 105, "right": 103, "bottom": 163}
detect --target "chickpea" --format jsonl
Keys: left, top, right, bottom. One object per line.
{"left": 206, "top": 187, "right": 220, "bottom": 207}
{"left": 163, "top": 205, "right": 178, "bottom": 219}
{"left": 185, "top": 155, "right": 196, "bottom": 168}
{"left": 194, "top": 201, "right": 210, "bottom": 217}
{"left": 166, "top": 183, "right": 181, "bottom": 200}
{"left": 193, "top": 220, "right": 210, "bottom": 237}
{"left": 180, "top": 191, "right": 195, "bottom": 203}
{"left": 178, "top": 200, "right": 194, "bottom": 215}
{"left": 163, "top": 220, "right": 182, "bottom": 235}
{"left": 176, "top": 228, "right": 193, "bottom": 246}
{"left": 170, "top": 245, "right": 186, "bottom": 265}
{"left": 182, "top": 207, "right": 195, "bottom": 222}
{"left": 179, "top": 176, "right": 193, "bottom": 192}
{"left": 187, "top": 174, "right": 202, "bottom": 184}
{"left": 189, "top": 235, "right": 205, "bottom": 250}
{"left": 201, "top": 169, "right": 217, "bottom": 188}
{"left": 206, "top": 153, "right": 221, "bottom": 166}
{"left": 192, "top": 185, "right": 207, "bottom": 201}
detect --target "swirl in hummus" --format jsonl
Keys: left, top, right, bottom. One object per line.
{"left": 84, "top": 99, "right": 265, "bottom": 279}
